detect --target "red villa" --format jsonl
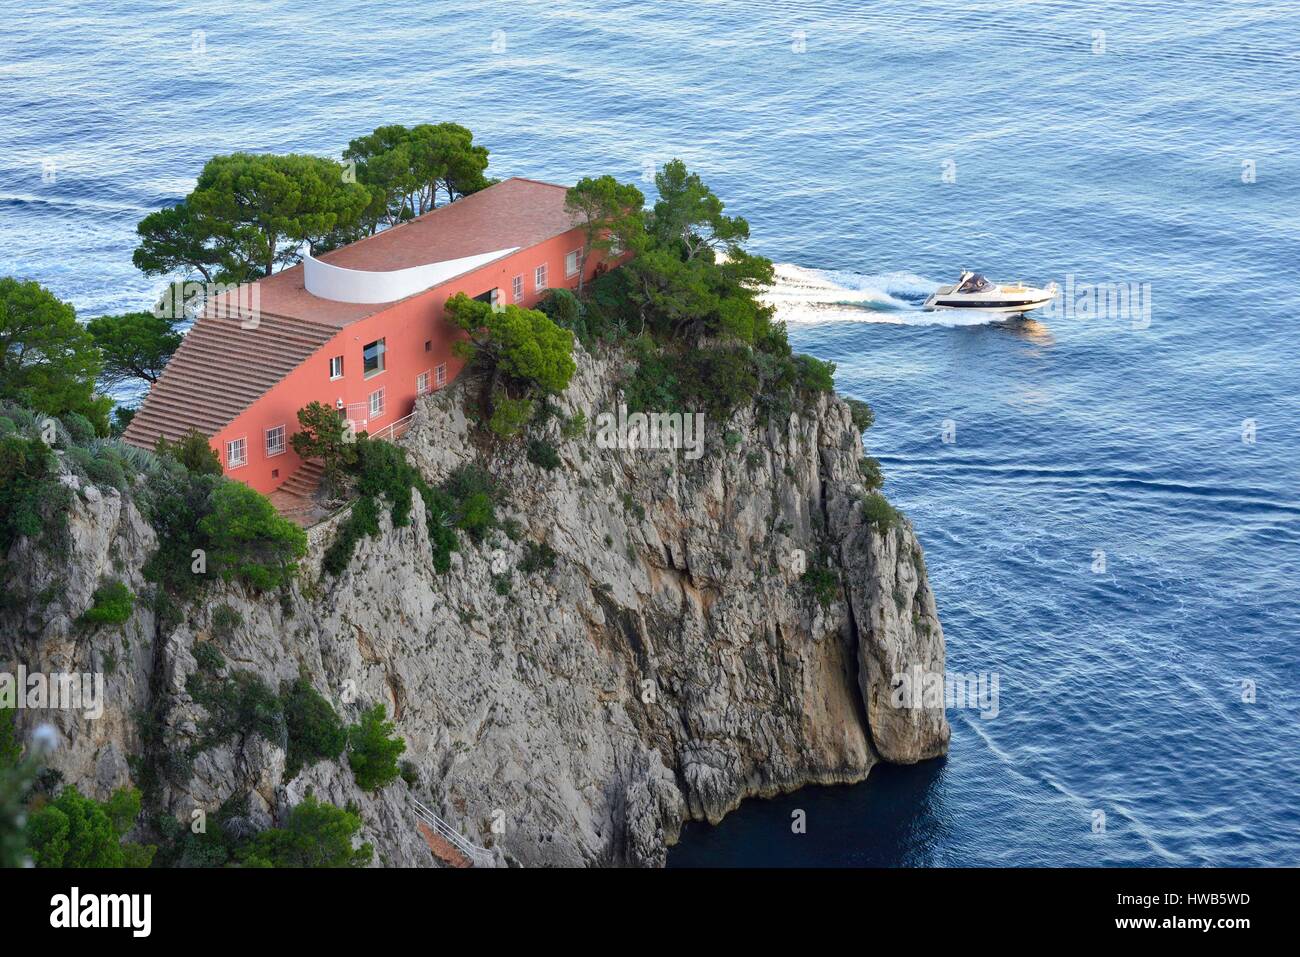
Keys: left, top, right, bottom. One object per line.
{"left": 124, "top": 177, "right": 606, "bottom": 498}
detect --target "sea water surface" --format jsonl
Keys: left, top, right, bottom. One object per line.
{"left": 2, "top": 1, "right": 1297, "bottom": 866}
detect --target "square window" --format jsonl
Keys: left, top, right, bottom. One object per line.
{"left": 329, "top": 355, "right": 344, "bottom": 379}
{"left": 565, "top": 250, "right": 580, "bottom": 277}
{"left": 534, "top": 264, "right": 547, "bottom": 291}
{"left": 363, "top": 338, "right": 385, "bottom": 377}
{"left": 272, "top": 468, "right": 279, "bottom": 479}
{"left": 512, "top": 275, "right": 523, "bottom": 303}
{"left": 416, "top": 371, "right": 431, "bottom": 396}
{"left": 265, "top": 424, "right": 286, "bottom": 457}
{"left": 226, "top": 437, "right": 247, "bottom": 469}
{"left": 369, "top": 388, "right": 385, "bottom": 418}
{"left": 435, "top": 363, "right": 447, "bottom": 387}
{"left": 424, "top": 340, "right": 432, "bottom": 352}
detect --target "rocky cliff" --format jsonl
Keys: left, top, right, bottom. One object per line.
{"left": 1, "top": 344, "right": 949, "bottom": 867}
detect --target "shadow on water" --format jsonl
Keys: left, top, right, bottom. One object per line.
{"left": 667, "top": 758, "right": 951, "bottom": 868}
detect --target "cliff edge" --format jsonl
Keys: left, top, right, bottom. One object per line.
{"left": 1, "top": 343, "right": 949, "bottom": 867}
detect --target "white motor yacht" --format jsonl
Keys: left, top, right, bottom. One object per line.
{"left": 924, "top": 271, "right": 1058, "bottom": 314}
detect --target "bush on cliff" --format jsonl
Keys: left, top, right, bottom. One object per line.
{"left": 444, "top": 292, "right": 576, "bottom": 396}
{"left": 290, "top": 401, "right": 358, "bottom": 497}
{"left": 859, "top": 456, "right": 885, "bottom": 492}
{"left": 0, "top": 434, "right": 64, "bottom": 553}
{"left": 0, "top": 277, "right": 112, "bottom": 433}
{"left": 281, "top": 677, "right": 347, "bottom": 779}
{"left": 347, "top": 703, "right": 406, "bottom": 792}
{"left": 154, "top": 429, "right": 222, "bottom": 476}
{"left": 25, "top": 785, "right": 155, "bottom": 868}
{"left": 846, "top": 398, "right": 875, "bottom": 434}
{"left": 320, "top": 435, "right": 460, "bottom": 577}
{"left": 862, "top": 492, "right": 901, "bottom": 534}
{"left": 198, "top": 481, "right": 308, "bottom": 592}
{"left": 81, "top": 580, "right": 135, "bottom": 626}
{"left": 238, "top": 795, "right": 373, "bottom": 868}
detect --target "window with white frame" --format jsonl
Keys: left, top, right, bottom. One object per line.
{"left": 534, "top": 263, "right": 547, "bottom": 291}
{"left": 565, "top": 250, "right": 580, "bottom": 277}
{"left": 416, "top": 371, "right": 431, "bottom": 395}
{"left": 512, "top": 274, "right": 523, "bottom": 303}
{"left": 226, "top": 437, "right": 247, "bottom": 469}
{"left": 265, "top": 424, "right": 286, "bottom": 457}
{"left": 435, "top": 363, "right": 447, "bottom": 388}
{"left": 369, "top": 388, "right": 385, "bottom": 418}
{"left": 329, "top": 355, "right": 344, "bottom": 380}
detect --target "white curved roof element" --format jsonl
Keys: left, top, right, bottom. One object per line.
{"left": 302, "top": 246, "right": 519, "bottom": 304}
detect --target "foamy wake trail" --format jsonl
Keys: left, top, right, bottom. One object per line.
{"left": 762, "top": 263, "right": 996, "bottom": 326}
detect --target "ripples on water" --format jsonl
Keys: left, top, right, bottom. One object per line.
{"left": 1, "top": 0, "right": 1297, "bottom": 866}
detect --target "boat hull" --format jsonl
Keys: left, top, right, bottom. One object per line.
{"left": 924, "top": 296, "right": 1056, "bottom": 314}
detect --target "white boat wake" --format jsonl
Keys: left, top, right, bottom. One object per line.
{"left": 762, "top": 263, "right": 1004, "bottom": 326}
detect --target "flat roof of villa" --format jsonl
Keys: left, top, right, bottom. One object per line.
{"left": 246, "top": 176, "right": 580, "bottom": 327}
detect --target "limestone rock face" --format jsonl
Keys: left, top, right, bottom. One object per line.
{"left": 1, "top": 345, "right": 949, "bottom": 867}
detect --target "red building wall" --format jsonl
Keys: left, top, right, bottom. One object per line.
{"left": 210, "top": 228, "right": 603, "bottom": 494}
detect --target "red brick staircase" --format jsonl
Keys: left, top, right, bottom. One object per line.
{"left": 269, "top": 459, "right": 326, "bottom": 526}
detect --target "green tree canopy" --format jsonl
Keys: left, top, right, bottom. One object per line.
{"left": 290, "top": 400, "right": 357, "bottom": 495}
{"left": 565, "top": 175, "right": 645, "bottom": 292}
{"left": 155, "top": 428, "right": 223, "bottom": 476}
{"left": 86, "top": 310, "right": 183, "bottom": 386}
{"left": 347, "top": 703, "right": 406, "bottom": 792}
{"left": 197, "top": 481, "right": 308, "bottom": 591}
{"left": 0, "top": 277, "right": 110, "bottom": 432}
{"left": 134, "top": 153, "right": 372, "bottom": 284}
{"left": 444, "top": 293, "right": 576, "bottom": 396}
{"left": 25, "top": 785, "right": 154, "bottom": 868}
{"left": 344, "top": 122, "right": 491, "bottom": 232}
{"left": 238, "top": 795, "right": 373, "bottom": 868}
{"left": 189, "top": 152, "right": 373, "bottom": 279}
{"left": 132, "top": 200, "right": 222, "bottom": 282}
{"left": 650, "top": 158, "right": 751, "bottom": 260}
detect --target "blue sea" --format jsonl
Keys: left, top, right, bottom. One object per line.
{"left": 2, "top": 1, "right": 1297, "bottom": 866}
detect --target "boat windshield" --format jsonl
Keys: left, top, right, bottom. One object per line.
{"left": 957, "top": 273, "right": 994, "bottom": 293}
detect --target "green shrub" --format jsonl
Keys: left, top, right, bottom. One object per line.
{"left": 0, "top": 435, "right": 62, "bottom": 551}
{"left": 25, "top": 785, "right": 155, "bottom": 868}
{"left": 238, "top": 795, "right": 372, "bottom": 868}
{"left": 60, "top": 412, "right": 96, "bottom": 444}
{"left": 154, "top": 429, "right": 222, "bottom": 476}
{"left": 81, "top": 580, "right": 135, "bottom": 626}
{"left": 561, "top": 410, "right": 588, "bottom": 440}
{"left": 802, "top": 564, "right": 840, "bottom": 608}
{"left": 526, "top": 438, "right": 561, "bottom": 470}
{"left": 441, "top": 465, "right": 499, "bottom": 543}
{"left": 537, "top": 287, "right": 589, "bottom": 345}
{"left": 846, "top": 398, "right": 875, "bottom": 434}
{"left": 140, "top": 466, "right": 220, "bottom": 599}
{"left": 323, "top": 437, "right": 464, "bottom": 577}
{"left": 519, "top": 540, "right": 557, "bottom": 574}
{"left": 198, "top": 481, "right": 308, "bottom": 591}
{"left": 859, "top": 455, "right": 885, "bottom": 492}
{"left": 347, "top": 703, "right": 406, "bottom": 792}
{"left": 186, "top": 661, "right": 285, "bottom": 752}
{"left": 861, "top": 492, "right": 900, "bottom": 534}
{"left": 193, "top": 641, "right": 225, "bottom": 674}
{"left": 794, "top": 353, "right": 836, "bottom": 393}
{"left": 211, "top": 603, "right": 242, "bottom": 639}
{"left": 488, "top": 394, "right": 534, "bottom": 438}
{"left": 1, "top": 706, "right": 20, "bottom": 770}
{"left": 282, "top": 677, "right": 346, "bottom": 779}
